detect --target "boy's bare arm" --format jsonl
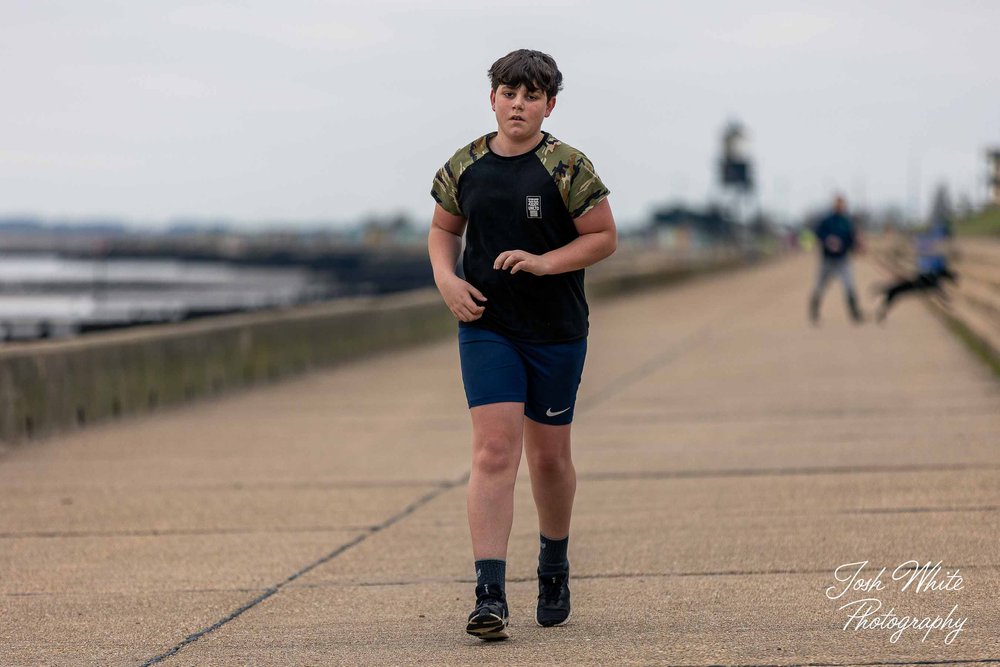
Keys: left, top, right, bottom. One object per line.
{"left": 428, "top": 204, "right": 488, "bottom": 322}
{"left": 494, "top": 198, "right": 617, "bottom": 275}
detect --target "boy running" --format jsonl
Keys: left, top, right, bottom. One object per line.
{"left": 427, "top": 49, "right": 617, "bottom": 641}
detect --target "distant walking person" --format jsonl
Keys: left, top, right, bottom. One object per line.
{"left": 427, "top": 49, "right": 616, "bottom": 641}
{"left": 809, "top": 194, "right": 864, "bottom": 324}
{"left": 875, "top": 218, "right": 958, "bottom": 323}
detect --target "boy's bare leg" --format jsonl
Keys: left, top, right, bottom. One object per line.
{"left": 524, "top": 417, "right": 575, "bottom": 627}
{"left": 524, "top": 418, "right": 576, "bottom": 539}
{"left": 467, "top": 402, "right": 525, "bottom": 559}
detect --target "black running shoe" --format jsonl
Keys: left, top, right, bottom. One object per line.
{"left": 466, "top": 584, "right": 509, "bottom": 641}
{"left": 536, "top": 568, "right": 571, "bottom": 627}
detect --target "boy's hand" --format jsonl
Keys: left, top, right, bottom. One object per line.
{"left": 436, "top": 274, "right": 487, "bottom": 322}
{"left": 494, "top": 250, "right": 550, "bottom": 276}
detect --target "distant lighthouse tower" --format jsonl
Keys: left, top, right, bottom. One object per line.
{"left": 988, "top": 148, "right": 1000, "bottom": 207}
{"left": 717, "top": 120, "right": 756, "bottom": 227}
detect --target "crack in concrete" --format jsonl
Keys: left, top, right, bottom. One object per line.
{"left": 137, "top": 472, "right": 468, "bottom": 667}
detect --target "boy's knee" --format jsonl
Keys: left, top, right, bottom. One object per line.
{"left": 530, "top": 446, "right": 573, "bottom": 476}
{"left": 473, "top": 433, "right": 520, "bottom": 475}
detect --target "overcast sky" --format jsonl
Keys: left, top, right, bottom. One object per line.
{"left": 2, "top": 1, "right": 998, "bottom": 228}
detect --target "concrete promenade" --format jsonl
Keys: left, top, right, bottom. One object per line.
{"left": 2, "top": 253, "right": 998, "bottom": 665}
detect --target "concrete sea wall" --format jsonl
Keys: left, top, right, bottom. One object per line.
{"left": 0, "top": 248, "right": 753, "bottom": 446}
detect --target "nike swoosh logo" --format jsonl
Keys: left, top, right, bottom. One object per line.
{"left": 546, "top": 407, "right": 571, "bottom": 417}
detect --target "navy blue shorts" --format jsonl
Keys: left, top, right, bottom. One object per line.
{"left": 458, "top": 326, "right": 587, "bottom": 425}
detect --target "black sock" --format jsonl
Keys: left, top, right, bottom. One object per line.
{"left": 538, "top": 534, "right": 569, "bottom": 575}
{"left": 475, "top": 559, "right": 506, "bottom": 593}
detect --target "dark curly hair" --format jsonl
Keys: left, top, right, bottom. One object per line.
{"left": 488, "top": 49, "right": 563, "bottom": 99}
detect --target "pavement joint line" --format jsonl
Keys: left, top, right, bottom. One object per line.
{"left": 128, "top": 589, "right": 269, "bottom": 600}
{"left": 11, "top": 468, "right": 994, "bottom": 537}
{"left": 211, "top": 479, "right": 452, "bottom": 490}
{"left": 13, "top": 563, "right": 999, "bottom": 599}
{"left": 171, "top": 587, "right": 264, "bottom": 594}
{"left": 136, "top": 471, "right": 469, "bottom": 667}
{"left": 3, "top": 587, "right": 261, "bottom": 597}
{"left": 591, "top": 406, "right": 998, "bottom": 423}
{"left": 563, "top": 566, "right": 1000, "bottom": 579}
{"left": 284, "top": 563, "right": 1000, "bottom": 589}
{"left": 834, "top": 505, "right": 1000, "bottom": 515}
{"left": 718, "top": 660, "right": 1000, "bottom": 667}
{"left": 0, "top": 525, "right": 378, "bottom": 539}
{"left": 0, "top": 479, "right": 455, "bottom": 493}
{"left": 579, "top": 506, "right": 1000, "bottom": 518}
{"left": 576, "top": 463, "right": 1000, "bottom": 482}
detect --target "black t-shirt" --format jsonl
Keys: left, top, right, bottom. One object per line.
{"left": 431, "top": 132, "right": 610, "bottom": 342}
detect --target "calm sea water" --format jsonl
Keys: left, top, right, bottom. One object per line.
{"left": 0, "top": 254, "right": 325, "bottom": 341}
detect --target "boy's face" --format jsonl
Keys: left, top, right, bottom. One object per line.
{"left": 490, "top": 83, "right": 556, "bottom": 142}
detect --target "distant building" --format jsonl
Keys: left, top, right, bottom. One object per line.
{"left": 649, "top": 205, "right": 736, "bottom": 249}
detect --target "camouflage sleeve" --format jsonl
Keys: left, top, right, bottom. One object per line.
{"left": 431, "top": 157, "right": 462, "bottom": 217}
{"left": 567, "top": 154, "right": 610, "bottom": 219}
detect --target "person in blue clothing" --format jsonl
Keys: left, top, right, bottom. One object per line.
{"left": 809, "top": 194, "right": 864, "bottom": 324}
{"left": 874, "top": 218, "right": 958, "bottom": 323}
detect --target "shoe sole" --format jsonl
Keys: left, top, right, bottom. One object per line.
{"left": 535, "top": 609, "right": 571, "bottom": 628}
{"left": 466, "top": 613, "right": 510, "bottom": 641}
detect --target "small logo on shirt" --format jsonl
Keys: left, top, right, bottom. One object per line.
{"left": 526, "top": 196, "right": 542, "bottom": 219}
